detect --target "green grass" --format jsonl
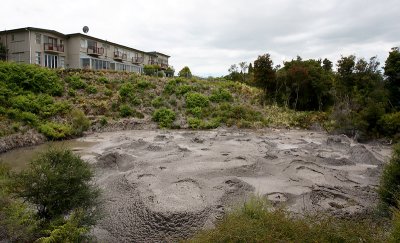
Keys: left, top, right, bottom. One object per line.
{"left": 188, "top": 196, "right": 387, "bottom": 243}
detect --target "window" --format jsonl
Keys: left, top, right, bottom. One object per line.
{"left": 80, "top": 58, "right": 90, "bottom": 69}
{"left": 60, "top": 56, "right": 65, "bottom": 68}
{"left": 44, "top": 54, "right": 58, "bottom": 68}
{"left": 35, "top": 33, "right": 41, "bottom": 44}
{"left": 11, "top": 34, "right": 15, "bottom": 41}
{"left": 35, "top": 52, "right": 41, "bottom": 65}
{"left": 80, "top": 39, "right": 87, "bottom": 49}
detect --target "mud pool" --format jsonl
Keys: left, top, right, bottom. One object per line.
{"left": 73, "top": 129, "right": 391, "bottom": 242}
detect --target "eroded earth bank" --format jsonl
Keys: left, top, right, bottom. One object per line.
{"left": 78, "top": 129, "right": 391, "bottom": 242}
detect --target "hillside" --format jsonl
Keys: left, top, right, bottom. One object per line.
{"left": 0, "top": 62, "right": 324, "bottom": 147}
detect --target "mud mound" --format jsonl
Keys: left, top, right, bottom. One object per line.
{"left": 79, "top": 129, "right": 390, "bottom": 242}
{"left": 349, "top": 145, "right": 381, "bottom": 165}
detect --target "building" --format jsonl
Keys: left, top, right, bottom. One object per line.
{"left": 0, "top": 27, "right": 170, "bottom": 73}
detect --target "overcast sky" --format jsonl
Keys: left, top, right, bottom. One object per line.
{"left": 1, "top": 0, "right": 399, "bottom": 77}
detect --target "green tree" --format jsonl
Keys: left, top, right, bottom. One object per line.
{"left": 253, "top": 54, "right": 276, "bottom": 98}
{"left": 239, "top": 62, "right": 249, "bottom": 82}
{"left": 11, "top": 148, "right": 100, "bottom": 221}
{"left": 322, "top": 58, "right": 333, "bottom": 72}
{"left": 178, "top": 66, "right": 192, "bottom": 78}
{"left": 384, "top": 47, "right": 400, "bottom": 110}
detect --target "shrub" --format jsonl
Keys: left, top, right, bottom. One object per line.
{"left": 10, "top": 148, "right": 100, "bottom": 221}
{"left": 104, "top": 88, "right": 113, "bottom": 97}
{"left": 97, "top": 76, "right": 109, "bottom": 84}
{"left": 188, "top": 107, "right": 203, "bottom": 118}
{"left": 119, "top": 104, "right": 134, "bottom": 117}
{"left": 210, "top": 88, "right": 233, "bottom": 103}
{"left": 151, "top": 97, "right": 165, "bottom": 108}
{"left": 379, "top": 143, "right": 400, "bottom": 210}
{"left": 164, "top": 78, "right": 182, "bottom": 94}
{"left": 119, "top": 83, "right": 134, "bottom": 98}
{"left": 143, "top": 65, "right": 159, "bottom": 76}
{"left": 70, "top": 109, "right": 90, "bottom": 136}
{"left": 85, "top": 85, "right": 97, "bottom": 94}
{"left": 39, "top": 122, "right": 72, "bottom": 140}
{"left": 177, "top": 85, "right": 195, "bottom": 96}
{"left": 188, "top": 196, "right": 385, "bottom": 242}
{"left": 0, "top": 62, "right": 63, "bottom": 96}
{"left": 188, "top": 117, "right": 204, "bottom": 129}
{"left": 152, "top": 108, "right": 176, "bottom": 128}
{"left": 136, "top": 80, "right": 155, "bottom": 90}
{"left": 66, "top": 75, "right": 86, "bottom": 90}
{"left": 178, "top": 66, "right": 192, "bottom": 78}
{"left": 379, "top": 112, "right": 400, "bottom": 138}
{"left": 185, "top": 92, "right": 209, "bottom": 109}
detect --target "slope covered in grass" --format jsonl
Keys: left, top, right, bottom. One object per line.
{"left": 0, "top": 62, "right": 326, "bottom": 140}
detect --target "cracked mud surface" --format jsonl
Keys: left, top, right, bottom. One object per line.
{"left": 79, "top": 129, "right": 392, "bottom": 242}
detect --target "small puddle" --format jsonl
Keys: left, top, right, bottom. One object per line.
{"left": 0, "top": 140, "right": 98, "bottom": 171}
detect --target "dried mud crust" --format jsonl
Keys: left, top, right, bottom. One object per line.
{"left": 80, "top": 129, "right": 392, "bottom": 242}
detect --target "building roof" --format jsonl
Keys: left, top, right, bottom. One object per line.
{"left": 67, "top": 33, "right": 148, "bottom": 55}
{"left": 0, "top": 27, "right": 66, "bottom": 38}
{"left": 147, "top": 51, "right": 171, "bottom": 58}
{"left": 0, "top": 27, "right": 170, "bottom": 58}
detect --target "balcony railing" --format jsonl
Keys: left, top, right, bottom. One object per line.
{"left": 44, "top": 43, "right": 64, "bottom": 53}
{"left": 132, "top": 57, "right": 144, "bottom": 64}
{"left": 114, "top": 51, "right": 127, "bottom": 61}
{"left": 149, "top": 60, "right": 159, "bottom": 65}
{"left": 160, "top": 62, "right": 169, "bottom": 69}
{"left": 87, "top": 47, "right": 104, "bottom": 56}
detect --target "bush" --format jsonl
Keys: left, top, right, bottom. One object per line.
{"left": 66, "top": 75, "right": 86, "bottom": 90}
{"left": 85, "top": 85, "right": 97, "bottom": 94}
{"left": 185, "top": 92, "right": 209, "bottom": 109}
{"left": 379, "top": 112, "right": 400, "bottom": 138}
{"left": 210, "top": 88, "right": 233, "bottom": 103}
{"left": 178, "top": 66, "right": 192, "bottom": 78}
{"left": 10, "top": 148, "right": 100, "bottom": 221}
{"left": 136, "top": 80, "right": 155, "bottom": 90}
{"left": 164, "top": 78, "right": 183, "bottom": 94}
{"left": 39, "top": 122, "right": 72, "bottom": 140}
{"left": 70, "top": 109, "right": 90, "bottom": 136}
{"left": 188, "top": 117, "right": 204, "bottom": 129}
{"left": 151, "top": 97, "right": 165, "bottom": 108}
{"left": 0, "top": 62, "right": 63, "bottom": 96}
{"left": 379, "top": 143, "right": 400, "bottom": 210}
{"left": 119, "top": 104, "right": 134, "bottom": 117}
{"left": 152, "top": 108, "right": 176, "bottom": 128}
{"left": 188, "top": 196, "right": 385, "bottom": 242}
{"left": 143, "top": 65, "right": 159, "bottom": 76}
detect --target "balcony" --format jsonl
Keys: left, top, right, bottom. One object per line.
{"left": 114, "top": 51, "right": 127, "bottom": 61}
{"left": 132, "top": 57, "right": 144, "bottom": 64}
{"left": 149, "top": 60, "right": 159, "bottom": 65}
{"left": 87, "top": 47, "right": 104, "bottom": 56}
{"left": 160, "top": 62, "right": 169, "bottom": 69}
{"left": 44, "top": 43, "right": 64, "bottom": 53}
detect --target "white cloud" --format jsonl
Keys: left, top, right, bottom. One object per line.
{"left": 1, "top": 0, "right": 399, "bottom": 77}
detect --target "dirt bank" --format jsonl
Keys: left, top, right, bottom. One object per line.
{"left": 78, "top": 129, "right": 391, "bottom": 242}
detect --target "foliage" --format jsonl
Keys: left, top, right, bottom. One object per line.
{"left": 143, "top": 65, "right": 159, "bottom": 76}
{"left": 151, "top": 97, "right": 165, "bottom": 108}
{"left": 253, "top": 53, "right": 276, "bottom": 95}
{"left": 384, "top": 47, "right": 400, "bottom": 110}
{"left": 379, "top": 143, "right": 400, "bottom": 209}
{"left": 152, "top": 108, "right": 176, "bottom": 128}
{"left": 178, "top": 66, "right": 192, "bottom": 78}
{"left": 85, "top": 85, "right": 97, "bottom": 94}
{"left": 188, "top": 196, "right": 386, "bottom": 243}
{"left": 165, "top": 67, "right": 175, "bottom": 77}
{"left": 66, "top": 74, "right": 86, "bottom": 90}
{"left": 70, "top": 109, "right": 90, "bottom": 136}
{"left": 36, "top": 209, "right": 90, "bottom": 243}
{"left": 0, "top": 62, "right": 63, "bottom": 96}
{"left": 39, "top": 122, "right": 72, "bottom": 140}
{"left": 275, "top": 58, "right": 333, "bottom": 111}
{"left": 379, "top": 112, "right": 400, "bottom": 138}
{"left": 10, "top": 148, "right": 100, "bottom": 221}
{"left": 390, "top": 206, "right": 400, "bottom": 243}
{"left": 119, "top": 104, "right": 134, "bottom": 117}
{"left": 209, "top": 88, "right": 233, "bottom": 103}
{"left": 185, "top": 92, "right": 209, "bottom": 109}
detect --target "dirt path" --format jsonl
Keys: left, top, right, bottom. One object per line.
{"left": 78, "top": 128, "right": 392, "bottom": 242}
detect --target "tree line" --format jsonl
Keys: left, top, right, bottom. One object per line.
{"left": 226, "top": 48, "right": 400, "bottom": 140}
